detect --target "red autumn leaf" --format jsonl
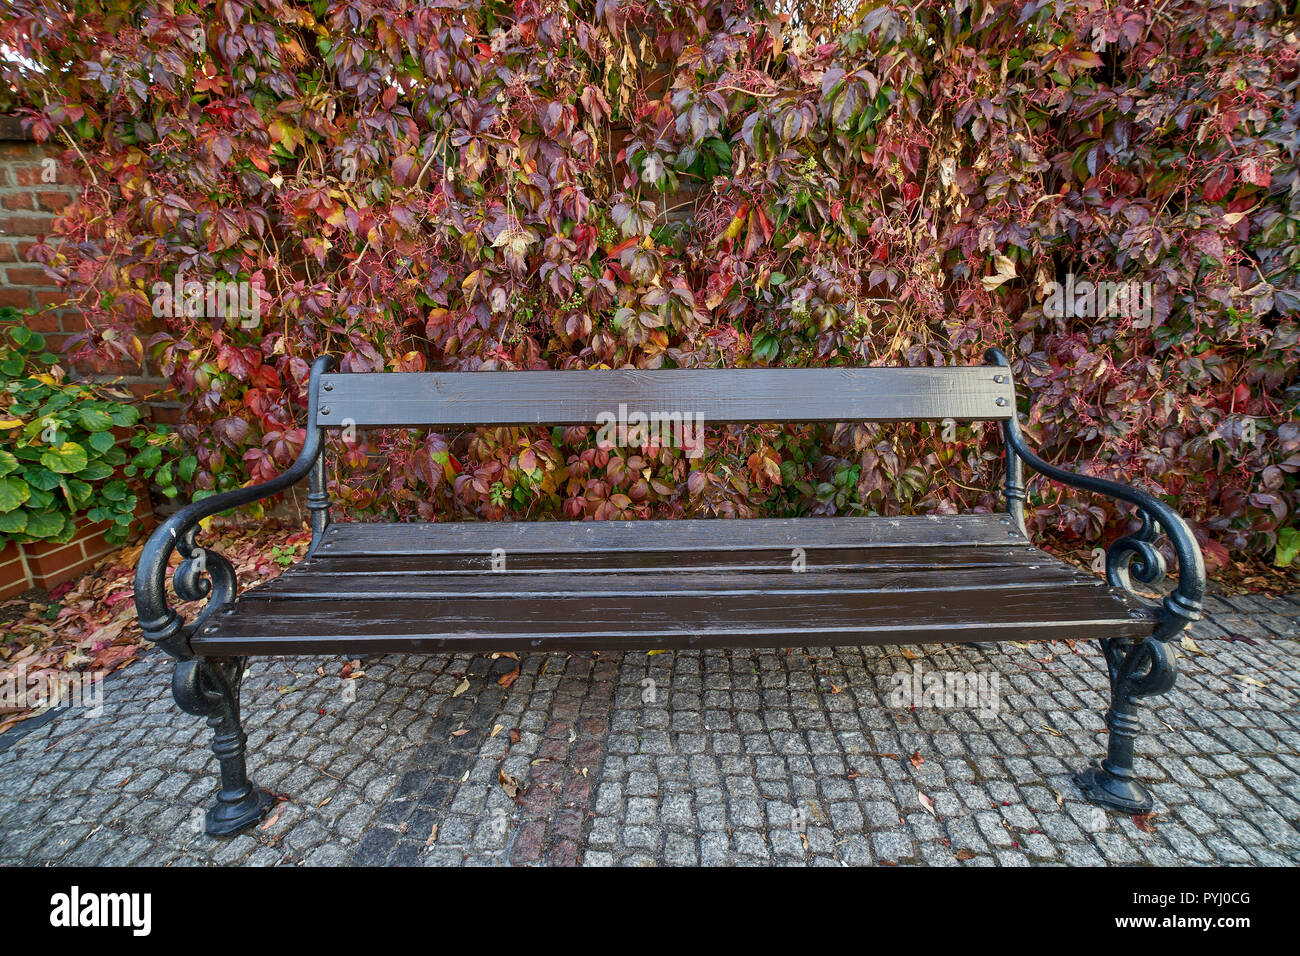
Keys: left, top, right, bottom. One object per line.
{"left": 1202, "top": 166, "right": 1235, "bottom": 201}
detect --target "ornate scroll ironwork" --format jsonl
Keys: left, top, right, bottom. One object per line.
{"left": 172, "top": 657, "right": 275, "bottom": 834}
{"left": 1075, "top": 636, "right": 1177, "bottom": 812}
{"left": 132, "top": 355, "right": 335, "bottom": 835}
{"left": 985, "top": 348, "right": 1205, "bottom": 812}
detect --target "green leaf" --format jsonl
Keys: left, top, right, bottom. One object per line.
{"left": 108, "top": 404, "right": 140, "bottom": 427}
{"left": 41, "top": 441, "right": 88, "bottom": 474}
{"left": 178, "top": 455, "right": 198, "bottom": 482}
{"left": 1276, "top": 527, "right": 1300, "bottom": 568}
{"left": 26, "top": 487, "right": 53, "bottom": 509}
{"left": 24, "top": 466, "right": 61, "bottom": 491}
{"left": 0, "top": 449, "right": 17, "bottom": 476}
{"left": 132, "top": 444, "right": 162, "bottom": 470}
{"left": 22, "top": 509, "right": 65, "bottom": 539}
{"left": 752, "top": 333, "right": 779, "bottom": 361}
{"left": 78, "top": 461, "right": 114, "bottom": 481}
{"left": 0, "top": 510, "right": 27, "bottom": 534}
{"left": 102, "top": 478, "right": 129, "bottom": 502}
{"left": 62, "top": 478, "right": 93, "bottom": 506}
{"left": 78, "top": 407, "right": 116, "bottom": 432}
{"left": 0, "top": 475, "right": 31, "bottom": 513}
{"left": 88, "top": 431, "right": 117, "bottom": 453}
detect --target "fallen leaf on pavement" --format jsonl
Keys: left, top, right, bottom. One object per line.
{"left": 498, "top": 768, "right": 523, "bottom": 799}
{"left": 1132, "top": 812, "right": 1158, "bottom": 833}
{"left": 260, "top": 800, "right": 286, "bottom": 830}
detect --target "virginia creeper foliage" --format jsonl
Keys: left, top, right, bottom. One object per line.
{"left": 2, "top": 0, "right": 1297, "bottom": 570}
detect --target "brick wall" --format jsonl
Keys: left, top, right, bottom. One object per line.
{"left": 0, "top": 115, "right": 164, "bottom": 598}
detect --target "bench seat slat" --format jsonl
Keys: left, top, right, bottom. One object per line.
{"left": 248, "top": 565, "right": 1088, "bottom": 599}
{"left": 315, "top": 367, "right": 1015, "bottom": 427}
{"left": 191, "top": 582, "right": 1147, "bottom": 656}
{"left": 314, "top": 515, "right": 1025, "bottom": 555}
{"left": 296, "top": 547, "right": 1046, "bottom": 575}
{"left": 192, "top": 515, "right": 1149, "bottom": 656}
{"left": 193, "top": 515, "right": 1147, "bottom": 656}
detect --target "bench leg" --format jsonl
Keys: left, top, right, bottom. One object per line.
{"left": 173, "top": 658, "right": 275, "bottom": 837}
{"left": 1074, "top": 637, "right": 1176, "bottom": 813}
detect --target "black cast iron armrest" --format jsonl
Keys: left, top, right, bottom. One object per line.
{"left": 985, "top": 349, "right": 1205, "bottom": 641}
{"left": 133, "top": 356, "right": 335, "bottom": 660}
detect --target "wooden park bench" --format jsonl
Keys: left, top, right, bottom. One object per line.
{"left": 134, "top": 350, "right": 1204, "bottom": 836}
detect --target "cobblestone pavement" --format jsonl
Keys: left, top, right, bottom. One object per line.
{"left": 1, "top": 591, "right": 1296, "bottom": 866}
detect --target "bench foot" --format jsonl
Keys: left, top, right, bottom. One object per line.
{"left": 173, "top": 659, "right": 275, "bottom": 837}
{"left": 1075, "top": 637, "right": 1176, "bottom": 814}
{"left": 205, "top": 783, "right": 276, "bottom": 837}
{"left": 1074, "top": 761, "right": 1155, "bottom": 813}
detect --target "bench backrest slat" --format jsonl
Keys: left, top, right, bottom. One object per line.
{"left": 315, "top": 367, "right": 1014, "bottom": 427}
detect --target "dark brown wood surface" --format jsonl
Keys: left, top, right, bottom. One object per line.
{"left": 290, "top": 545, "right": 1046, "bottom": 575}
{"left": 192, "top": 516, "right": 1151, "bottom": 656}
{"left": 313, "top": 514, "right": 1024, "bottom": 553}
{"left": 314, "top": 366, "right": 1015, "bottom": 427}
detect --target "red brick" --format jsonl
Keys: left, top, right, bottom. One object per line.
{"left": 5, "top": 265, "right": 52, "bottom": 284}
{"left": 1, "top": 192, "right": 34, "bottom": 211}
{"left": 127, "top": 382, "right": 168, "bottom": 400}
{"left": 0, "top": 140, "right": 41, "bottom": 158}
{"left": 36, "top": 191, "right": 73, "bottom": 212}
{"left": 70, "top": 517, "right": 113, "bottom": 539}
{"left": 0, "top": 213, "right": 54, "bottom": 236}
{"left": 23, "top": 311, "right": 60, "bottom": 332}
{"left": 24, "top": 540, "right": 85, "bottom": 582}
{"left": 33, "top": 290, "right": 72, "bottom": 307}
{"left": 0, "top": 287, "right": 34, "bottom": 308}
{"left": 12, "top": 166, "right": 53, "bottom": 187}
{"left": 150, "top": 404, "right": 182, "bottom": 425}
{"left": 95, "top": 360, "right": 145, "bottom": 377}
{"left": 0, "top": 241, "right": 15, "bottom": 261}
{"left": 30, "top": 553, "right": 103, "bottom": 590}
{"left": 0, "top": 573, "right": 34, "bottom": 601}
{"left": 80, "top": 535, "right": 119, "bottom": 562}
{"left": 69, "top": 520, "right": 117, "bottom": 561}
{"left": 23, "top": 536, "right": 82, "bottom": 560}
{"left": 56, "top": 310, "right": 86, "bottom": 332}
{"left": 7, "top": 159, "right": 75, "bottom": 186}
